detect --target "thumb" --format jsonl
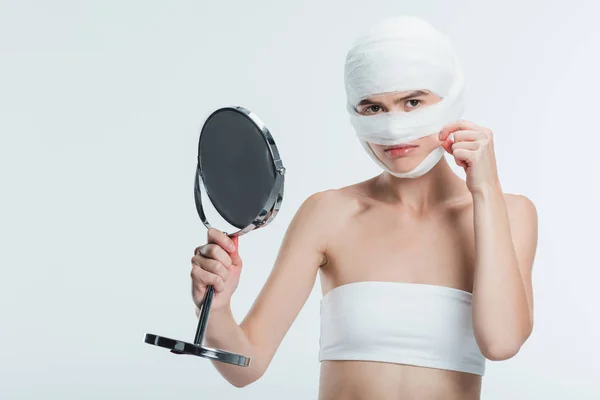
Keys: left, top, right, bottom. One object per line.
{"left": 228, "top": 235, "right": 243, "bottom": 267}
{"left": 441, "top": 136, "right": 454, "bottom": 154}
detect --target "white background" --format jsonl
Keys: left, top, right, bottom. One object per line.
{"left": 1, "top": 0, "right": 599, "bottom": 398}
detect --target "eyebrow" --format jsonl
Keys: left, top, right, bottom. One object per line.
{"left": 357, "top": 90, "right": 430, "bottom": 106}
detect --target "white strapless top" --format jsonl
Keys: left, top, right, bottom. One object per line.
{"left": 318, "top": 281, "right": 486, "bottom": 376}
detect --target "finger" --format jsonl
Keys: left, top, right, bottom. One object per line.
{"left": 451, "top": 141, "right": 479, "bottom": 151}
{"left": 439, "top": 121, "right": 465, "bottom": 141}
{"left": 439, "top": 120, "right": 485, "bottom": 141}
{"left": 452, "top": 149, "right": 475, "bottom": 165}
{"left": 191, "top": 266, "right": 226, "bottom": 292}
{"left": 449, "top": 149, "right": 468, "bottom": 168}
{"left": 204, "top": 258, "right": 230, "bottom": 281}
{"left": 441, "top": 138, "right": 454, "bottom": 154}
{"left": 207, "top": 228, "right": 236, "bottom": 252}
{"left": 191, "top": 254, "right": 202, "bottom": 267}
{"left": 193, "top": 277, "right": 225, "bottom": 295}
{"left": 197, "top": 243, "right": 233, "bottom": 268}
{"left": 452, "top": 130, "right": 485, "bottom": 143}
{"left": 191, "top": 278, "right": 206, "bottom": 300}
{"left": 191, "top": 256, "right": 229, "bottom": 281}
{"left": 456, "top": 119, "right": 485, "bottom": 131}
{"left": 228, "top": 236, "right": 243, "bottom": 266}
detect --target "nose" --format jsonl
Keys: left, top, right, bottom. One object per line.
{"left": 386, "top": 103, "right": 404, "bottom": 112}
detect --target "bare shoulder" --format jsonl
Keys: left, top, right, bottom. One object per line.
{"left": 301, "top": 180, "right": 371, "bottom": 217}
{"left": 298, "top": 185, "right": 361, "bottom": 223}
{"left": 291, "top": 183, "right": 369, "bottom": 243}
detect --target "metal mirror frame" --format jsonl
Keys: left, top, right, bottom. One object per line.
{"left": 194, "top": 106, "right": 286, "bottom": 236}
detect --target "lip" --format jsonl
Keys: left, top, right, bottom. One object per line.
{"left": 384, "top": 144, "right": 418, "bottom": 158}
{"left": 384, "top": 143, "right": 418, "bottom": 151}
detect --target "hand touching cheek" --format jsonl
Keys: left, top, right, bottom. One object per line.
{"left": 439, "top": 120, "right": 500, "bottom": 194}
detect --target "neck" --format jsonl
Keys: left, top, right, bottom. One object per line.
{"left": 373, "top": 157, "right": 469, "bottom": 213}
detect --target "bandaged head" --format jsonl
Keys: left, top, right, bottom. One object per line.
{"left": 344, "top": 16, "right": 466, "bottom": 178}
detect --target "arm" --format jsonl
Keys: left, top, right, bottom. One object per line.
{"left": 203, "top": 191, "right": 332, "bottom": 387}
{"left": 471, "top": 183, "right": 538, "bottom": 360}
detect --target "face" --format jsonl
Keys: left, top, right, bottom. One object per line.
{"left": 355, "top": 89, "right": 443, "bottom": 173}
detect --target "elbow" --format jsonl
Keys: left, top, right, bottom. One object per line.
{"left": 230, "top": 377, "right": 256, "bottom": 389}
{"left": 479, "top": 328, "right": 531, "bottom": 361}
{"left": 478, "top": 320, "right": 533, "bottom": 361}
{"left": 231, "top": 380, "right": 251, "bottom": 389}
{"left": 480, "top": 341, "right": 522, "bottom": 361}
{"left": 229, "top": 374, "right": 258, "bottom": 389}
{"left": 230, "top": 377, "right": 249, "bottom": 388}
{"left": 229, "top": 366, "right": 266, "bottom": 388}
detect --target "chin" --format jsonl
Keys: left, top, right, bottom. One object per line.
{"left": 388, "top": 165, "right": 416, "bottom": 174}
{"left": 385, "top": 161, "right": 422, "bottom": 174}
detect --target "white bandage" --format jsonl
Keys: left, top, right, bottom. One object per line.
{"left": 344, "top": 16, "right": 466, "bottom": 178}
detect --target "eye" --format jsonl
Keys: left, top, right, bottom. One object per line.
{"left": 365, "top": 105, "right": 383, "bottom": 114}
{"left": 406, "top": 99, "right": 421, "bottom": 109}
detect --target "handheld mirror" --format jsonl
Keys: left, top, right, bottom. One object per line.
{"left": 144, "top": 106, "right": 286, "bottom": 367}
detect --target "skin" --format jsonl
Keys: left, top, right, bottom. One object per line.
{"left": 190, "top": 89, "right": 538, "bottom": 399}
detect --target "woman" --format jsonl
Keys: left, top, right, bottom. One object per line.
{"left": 190, "top": 16, "right": 537, "bottom": 399}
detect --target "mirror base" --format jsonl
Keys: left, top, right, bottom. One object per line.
{"left": 144, "top": 333, "right": 251, "bottom": 367}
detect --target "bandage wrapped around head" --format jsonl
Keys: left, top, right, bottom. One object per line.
{"left": 344, "top": 16, "right": 466, "bottom": 178}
